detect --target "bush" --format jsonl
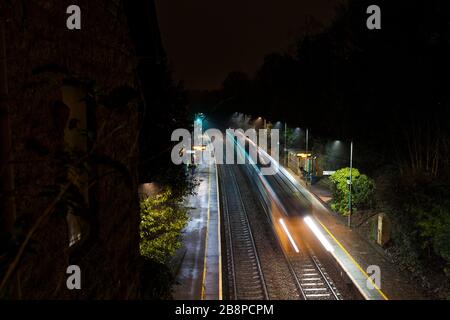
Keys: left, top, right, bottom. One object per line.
{"left": 140, "top": 257, "right": 174, "bottom": 300}
{"left": 140, "top": 189, "right": 188, "bottom": 263}
{"left": 417, "top": 208, "right": 450, "bottom": 263}
{"left": 411, "top": 186, "right": 450, "bottom": 264}
{"left": 329, "top": 167, "right": 375, "bottom": 215}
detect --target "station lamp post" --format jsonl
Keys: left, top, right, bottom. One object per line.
{"left": 305, "top": 128, "right": 309, "bottom": 155}
{"left": 305, "top": 129, "right": 311, "bottom": 184}
{"left": 348, "top": 140, "right": 353, "bottom": 228}
{"left": 284, "top": 122, "right": 287, "bottom": 165}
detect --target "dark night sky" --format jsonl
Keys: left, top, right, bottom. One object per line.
{"left": 155, "top": 0, "right": 345, "bottom": 90}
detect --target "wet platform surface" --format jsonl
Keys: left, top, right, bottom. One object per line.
{"left": 172, "top": 160, "right": 221, "bottom": 300}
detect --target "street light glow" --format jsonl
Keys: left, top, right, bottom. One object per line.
{"left": 193, "top": 145, "right": 206, "bottom": 151}
{"left": 297, "top": 153, "right": 312, "bottom": 158}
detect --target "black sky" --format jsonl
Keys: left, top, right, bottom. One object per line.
{"left": 155, "top": 0, "right": 345, "bottom": 90}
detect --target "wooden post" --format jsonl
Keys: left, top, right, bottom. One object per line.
{"left": 377, "top": 213, "right": 390, "bottom": 247}
{"left": 62, "top": 84, "right": 87, "bottom": 246}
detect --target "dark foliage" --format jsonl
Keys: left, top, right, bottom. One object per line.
{"left": 210, "top": 0, "right": 449, "bottom": 180}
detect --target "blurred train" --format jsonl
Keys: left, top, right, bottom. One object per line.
{"left": 228, "top": 130, "right": 312, "bottom": 220}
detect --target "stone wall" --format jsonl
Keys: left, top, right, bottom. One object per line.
{"left": 2, "top": 0, "right": 141, "bottom": 299}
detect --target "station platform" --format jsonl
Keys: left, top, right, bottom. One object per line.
{"left": 281, "top": 166, "right": 425, "bottom": 300}
{"left": 172, "top": 160, "right": 222, "bottom": 300}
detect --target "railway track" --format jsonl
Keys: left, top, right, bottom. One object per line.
{"left": 236, "top": 164, "right": 342, "bottom": 300}
{"left": 219, "top": 164, "right": 269, "bottom": 300}
{"left": 287, "top": 246, "right": 341, "bottom": 300}
{"left": 220, "top": 162, "right": 343, "bottom": 300}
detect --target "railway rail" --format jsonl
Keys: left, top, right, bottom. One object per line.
{"left": 220, "top": 164, "right": 269, "bottom": 300}
{"left": 220, "top": 163, "right": 343, "bottom": 300}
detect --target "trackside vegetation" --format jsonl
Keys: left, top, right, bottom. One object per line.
{"left": 329, "top": 168, "right": 375, "bottom": 215}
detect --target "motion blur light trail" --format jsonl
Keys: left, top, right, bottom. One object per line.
{"left": 232, "top": 129, "right": 336, "bottom": 254}
{"left": 304, "top": 216, "right": 334, "bottom": 253}
{"left": 279, "top": 218, "right": 300, "bottom": 253}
